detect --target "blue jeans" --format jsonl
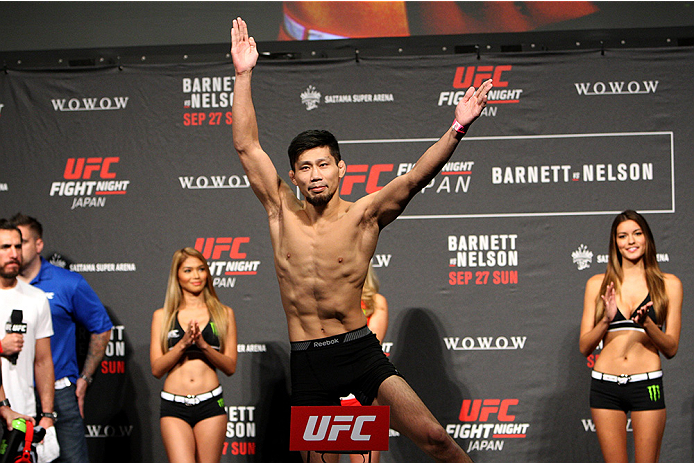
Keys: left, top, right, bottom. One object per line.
{"left": 54, "top": 384, "right": 89, "bottom": 463}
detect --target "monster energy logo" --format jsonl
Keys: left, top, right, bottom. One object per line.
{"left": 647, "top": 384, "right": 661, "bottom": 401}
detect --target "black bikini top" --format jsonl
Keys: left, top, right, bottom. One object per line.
{"left": 167, "top": 315, "right": 221, "bottom": 351}
{"left": 607, "top": 294, "right": 660, "bottom": 333}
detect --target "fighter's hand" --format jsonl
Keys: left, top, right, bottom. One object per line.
{"left": 454, "top": 79, "right": 493, "bottom": 128}
{"left": 231, "top": 17, "right": 258, "bottom": 75}
{"left": 0, "top": 334, "right": 24, "bottom": 357}
{"left": 600, "top": 282, "right": 618, "bottom": 322}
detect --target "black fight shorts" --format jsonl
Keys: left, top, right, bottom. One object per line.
{"left": 590, "top": 373, "right": 665, "bottom": 412}
{"left": 290, "top": 325, "right": 402, "bottom": 406}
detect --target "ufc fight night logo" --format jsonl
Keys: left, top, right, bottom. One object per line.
{"left": 438, "top": 65, "right": 521, "bottom": 111}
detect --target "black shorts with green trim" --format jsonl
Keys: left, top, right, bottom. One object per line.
{"left": 590, "top": 374, "right": 665, "bottom": 412}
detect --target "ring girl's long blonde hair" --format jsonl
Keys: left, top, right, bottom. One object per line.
{"left": 361, "top": 264, "right": 380, "bottom": 318}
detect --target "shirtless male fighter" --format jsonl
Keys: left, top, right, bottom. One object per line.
{"left": 231, "top": 17, "right": 492, "bottom": 463}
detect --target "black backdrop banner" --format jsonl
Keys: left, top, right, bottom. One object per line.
{"left": 1, "top": 47, "right": 692, "bottom": 462}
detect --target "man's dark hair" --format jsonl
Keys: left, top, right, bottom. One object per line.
{"left": 9, "top": 213, "right": 42, "bottom": 238}
{"left": 0, "top": 218, "right": 21, "bottom": 238}
{"left": 287, "top": 130, "right": 341, "bottom": 170}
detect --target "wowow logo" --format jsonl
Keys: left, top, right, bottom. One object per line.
{"left": 86, "top": 424, "right": 133, "bottom": 438}
{"left": 574, "top": 80, "right": 658, "bottom": 95}
{"left": 49, "top": 157, "right": 131, "bottom": 210}
{"left": 438, "top": 65, "right": 520, "bottom": 116}
{"left": 51, "top": 97, "right": 129, "bottom": 111}
{"left": 371, "top": 254, "right": 392, "bottom": 269}
{"left": 194, "top": 237, "right": 260, "bottom": 288}
{"left": 178, "top": 173, "right": 250, "bottom": 190}
{"left": 443, "top": 336, "right": 526, "bottom": 351}
{"left": 447, "top": 399, "right": 528, "bottom": 453}
{"left": 581, "top": 417, "right": 633, "bottom": 433}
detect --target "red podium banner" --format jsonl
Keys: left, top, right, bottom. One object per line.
{"left": 289, "top": 406, "right": 390, "bottom": 452}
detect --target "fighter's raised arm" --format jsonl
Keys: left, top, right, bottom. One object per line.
{"left": 231, "top": 17, "right": 286, "bottom": 213}
{"left": 366, "top": 79, "right": 492, "bottom": 228}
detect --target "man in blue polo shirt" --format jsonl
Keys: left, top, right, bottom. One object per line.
{"left": 11, "top": 213, "right": 112, "bottom": 463}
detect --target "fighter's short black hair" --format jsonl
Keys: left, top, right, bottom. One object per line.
{"left": 287, "top": 130, "right": 341, "bottom": 170}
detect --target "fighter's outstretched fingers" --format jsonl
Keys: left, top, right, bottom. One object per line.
{"left": 232, "top": 17, "right": 246, "bottom": 44}
{"left": 476, "top": 78, "right": 493, "bottom": 103}
{"left": 455, "top": 78, "right": 493, "bottom": 126}
{"left": 238, "top": 17, "right": 247, "bottom": 39}
{"left": 231, "top": 17, "right": 258, "bottom": 74}
{"left": 231, "top": 19, "right": 239, "bottom": 47}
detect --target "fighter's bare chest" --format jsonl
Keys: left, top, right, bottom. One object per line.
{"left": 272, "top": 211, "right": 367, "bottom": 257}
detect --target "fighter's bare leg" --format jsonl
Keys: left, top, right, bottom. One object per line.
{"left": 376, "top": 375, "right": 473, "bottom": 463}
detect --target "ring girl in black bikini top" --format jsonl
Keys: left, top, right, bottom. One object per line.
{"left": 607, "top": 294, "right": 662, "bottom": 333}
{"left": 167, "top": 316, "right": 221, "bottom": 351}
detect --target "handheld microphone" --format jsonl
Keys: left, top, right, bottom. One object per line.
{"left": 5, "top": 310, "right": 27, "bottom": 365}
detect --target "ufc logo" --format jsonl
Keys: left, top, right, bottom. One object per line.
{"left": 453, "top": 66, "right": 512, "bottom": 89}
{"left": 459, "top": 399, "right": 517, "bottom": 422}
{"left": 194, "top": 237, "right": 249, "bottom": 259}
{"left": 340, "top": 164, "right": 393, "bottom": 195}
{"left": 303, "top": 415, "right": 375, "bottom": 441}
{"left": 5, "top": 324, "right": 27, "bottom": 334}
{"left": 64, "top": 157, "right": 119, "bottom": 180}
{"left": 290, "top": 406, "right": 389, "bottom": 452}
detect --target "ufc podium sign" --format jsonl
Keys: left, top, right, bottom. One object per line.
{"left": 290, "top": 406, "right": 390, "bottom": 453}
